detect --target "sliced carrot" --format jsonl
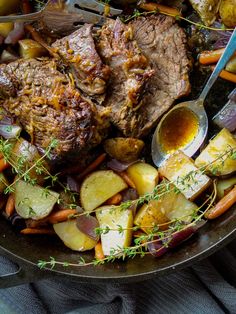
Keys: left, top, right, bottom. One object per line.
{"left": 77, "top": 153, "right": 106, "bottom": 180}
{"left": 139, "top": 2, "right": 181, "bottom": 16}
{"left": 5, "top": 194, "right": 15, "bottom": 217}
{"left": 199, "top": 48, "right": 226, "bottom": 65}
{"left": 106, "top": 193, "right": 122, "bottom": 205}
{"left": 205, "top": 185, "right": 236, "bottom": 219}
{"left": 95, "top": 242, "right": 105, "bottom": 260}
{"left": 211, "top": 66, "right": 236, "bottom": 84}
{"left": 47, "top": 209, "right": 78, "bottom": 224}
{"left": 21, "top": 228, "right": 55, "bottom": 235}
{"left": 0, "top": 158, "right": 10, "bottom": 172}
{"left": 119, "top": 171, "right": 136, "bottom": 189}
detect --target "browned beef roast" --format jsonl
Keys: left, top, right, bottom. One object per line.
{"left": 0, "top": 58, "right": 108, "bottom": 159}
{"left": 98, "top": 15, "right": 191, "bottom": 137}
{"left": 52, "top": 24, "right": 110, "bottom": 97}
{"left": 97, "top": 18, "right": 155, "bottom": 136}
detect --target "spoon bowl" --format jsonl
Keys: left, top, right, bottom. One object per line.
{"left": 152, "top": 27, "right": 236, "bottom": 167}
{"left": 152, "top": 100, "right": 208, "bottom": 167}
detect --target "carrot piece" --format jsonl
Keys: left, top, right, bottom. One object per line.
{"left": 205, "top": 185, "right": 236, "bottom": 219}
{"left": 5, "top": 194, "right": 15, "bottom": 217}
{"left": 47, "top": 209, "right": 78, "bottom": 224}
{"left": 119, "top": 171, "right": 136, "bottom": 189}
{"left": 77, "top": 153, "right": 106, "bottom": 180}
{"left": 211, "top": 66, "right": 236, "bottom": 84}
{"left": 24, "top": 25, "right": 56, "bottom": 57}
{"left": 106, "top": 193, "right": 122, "bottom": 205}
{"left": 26, "top": 217, "right": 49, "bottom": 228}
{"left": 95, "top": 242, "right": 105, "bottom": 260}
{"left": 22, "top": 0, "right": 32, "bottom": 14}
{"left": 199, "top": 48, "right": 226, "bottom": 65}
{"left": 0, "top": 158, "right": 10, "bottom": 172}
{"left": 139, "top": 2, "right": 181, "bottom": 16}
{"left": 21, "top": 228, "right": 55, "bottom": 235}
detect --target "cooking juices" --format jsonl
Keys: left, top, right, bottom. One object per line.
{"left": 159, "top": 107, "right": 199, "bottom": 154}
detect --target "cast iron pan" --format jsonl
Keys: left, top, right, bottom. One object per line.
{"left": 0, "top": 204, "right": 236, "bottom": 288}
{"left": 0, "top": 48, "right": 235, "bottom": 288}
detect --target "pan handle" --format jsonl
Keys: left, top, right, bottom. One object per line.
{"left": 0, "top": 267, "right": 25, "bottom": 288}
{"left": 0, "top": 254, "right": 51, "bottom": 288}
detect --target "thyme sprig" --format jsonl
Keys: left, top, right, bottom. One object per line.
{"left": 122, "top": 9, "right": 234, "bottom": 31}
{"left": 37, "top": 180, "right": 217, "bottom": 269}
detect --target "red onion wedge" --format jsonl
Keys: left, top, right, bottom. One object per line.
{"left": 148, "top": 239, "right": 169, "bottom": 257}
{"left": 148, "top": 220, "right": 206, "bottom": 258}
{"left": 67, "top": 176, "right": 80, "bottom": 193}
{"left": 213, "top": 88, "right": 236, "bottom": 132}
{"left": 167, "top": 220, "right": 207, "bottom": 249}
{"left": 5, "top": 22, "right": 24, "bottom": 45}
{"left": 76, "top": 215, "right": 99, "bottom": 241}
{"left": 107, "top": 159, "right": 138, "bottom": 173}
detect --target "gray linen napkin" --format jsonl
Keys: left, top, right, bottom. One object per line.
{"left": 1, "top": 239, "right": 236, "bottom": 314}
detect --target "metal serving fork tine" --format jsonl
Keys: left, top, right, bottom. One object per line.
{"left": 0, "top": 0, "right": 123, "bottom": 33}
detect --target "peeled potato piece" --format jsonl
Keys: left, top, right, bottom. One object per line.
{"left": 134, "top": 182, "right": 198, "bottom": 232}
{"left": 195, "top": 128, "right": 236, "bottom": 176}
{"left": 19, "top": 39, "right": 48, "bottom": 59}
{"left": 134, "top": 201, "right": 170, "bottom": 233}
{"left": 127, "top": 162, "right": 159, "bottom": 196}
{"left": 159, "top": 151, "right": 211, "bottom": 200}
{"left": 80, "top": 170, "right": 127, "bottom": 212}
{"left": 53, "top": 220, "right": 97, "bottom": 251}
{"left": 96, "top": 205, "right": 133, "bottom": 256}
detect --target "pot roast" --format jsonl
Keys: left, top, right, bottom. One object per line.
{"left": 98, "top": 15, "right": 191, "bottom": 137}
{"left": 0, "top": 58, "right": 108, "bottom": 159}
{"left": 0, "top": 15, "right": 190, "bottom": 159}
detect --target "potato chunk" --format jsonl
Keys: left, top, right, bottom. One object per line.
{"left": 159, "top": 151, "right": 211, "bottom": 200}
{"left": 103, "top": 137, "right": 144, "bottom": 163}
{"left": 195, "top": 128, "right": 236, "bottom": 176}
{"left": 127, "top": 162, "right": 159, "bottom": 196}
{"left": 19, "top": 39, "right": 48, "bottom": 59}
{"left": 96, "top": 205, "right": 133, "bottom": 256}
{"left": 219, "top": 0, "right": 236, "bottom": 27}
{"left": 53, "top": 220, "right": 97, "bottom": 251}
{"left": 0, "top": 0, "right": 20, "bottom": 15}
{"left": 15, "top": 180, "right": 59, "bottom": 220}
{"left": 134, "top": 183, "right": 198, "bottom": 232}
{"left": 0, "top": 22, "right": 13, "bottom": 38}
{"left": 216, "top": 177, "right": 236, "bottom": 199}
{"left": 189, "top": 0, "right": 220, "bottom": 25}
{"left": 80, "top": 170, "right": 127, "bottom": 212}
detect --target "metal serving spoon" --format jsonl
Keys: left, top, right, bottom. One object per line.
{"left": 152, "top": 27, "right": 236, "bottom": 167}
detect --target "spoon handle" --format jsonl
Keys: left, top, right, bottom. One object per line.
{"left": 199, "top": 27, "right": 236, "bottom": 102}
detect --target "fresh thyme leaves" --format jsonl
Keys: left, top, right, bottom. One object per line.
{"left": 37, "top": 182, "right": 217, "bottom": 269}
{"left": 121, "top": 9, "right": 234, "bottom": 32}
